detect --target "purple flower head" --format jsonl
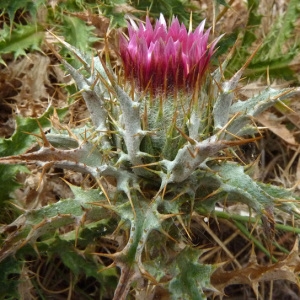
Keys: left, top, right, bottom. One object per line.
{"left": 120, "top": 14, "right": 220, "bottom": 96}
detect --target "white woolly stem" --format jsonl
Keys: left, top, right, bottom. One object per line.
{"left": 114, "top": 85, "right": 146, "bottom": 167}
{"left": 161, "top": 135, "right": 226, "bottom": 183}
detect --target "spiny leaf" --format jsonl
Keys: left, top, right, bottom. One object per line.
{"left": 0, "top": 257, "right": 23, "bottom": 298}
{"left": 0, "top": 0, "right": 42, "bottom": 25}
{"left": 225, "top": 0, "right": 261, "bottom": 75}
{"left": 247, "top": 0, "right": 300, "bottom": 79}
{"left": 196, "top": 162, "right": 274, "bottom": 212}
{"left": 0, "top": 165, "right": 29, "bottom": 203}
{"left": 0, "top": 107, "right": 67, "bottom": 157}
{"left": 235, "top": 0, "right": 261, "bottom": 49}
{"left": 169, "top": 247, "right": 214, "bottom": 300}
{"left": 0, "top": 107, "right": 67, "bottom": 202}
{"left": 246, "top": 53, "right": 297, "bottom": 79}
{"left": 0, "top": 23, "right": 44, "bottom": 65}
{"left": 255, "top": 0, "right": 299, "bottom": 60}
{"left": 226, "top": 0, "right": 300, "bottom": 80}
{"left": 99, "top": 0, "right": 129, "bottom": 28}
{"left": 0, "top": 186, "right": 108, "bottom": 262}
{"left": 61, "top": 15, "right": 99, "bottom": 52}
{"left": 211, "top": 241, "right": 300, "bottom": 294}
{"left": 50, "top": 238, "right": 118, "bottom": 283}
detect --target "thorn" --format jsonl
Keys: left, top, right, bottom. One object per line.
{"left": 36, "top": 119, "right": 51, "bottom": 147}
{"left": 188, "top": 12, "right": 193, "bottom": 34}
{"left": 87, "top": 201, "right": 116, "bottom": 212}
{"left": 47, "top": 30, "right": 88, "bottom": 68}
{"left": 216, "top": 112, "right": 240, "bottom": 138}
{"left": 175, "top": 126, "right": 196, "bottom": 145}
{"left": 200, "top": 187, "right": 222, "bottom": 202}
{"left": 159, "top": 228, "right": 177, "bottom": 243}
{"left": 44, "top": 35, "right": 63, "bottom": 62}
{"left": 142, "top": 101, "right": 148, "bottom": 130}
{"left": 266, "top": 66, "right": 270, "bottom": 86}
{"left": 138, "top": 265, "right": 159, "bottom": 284}
{"left": 22, "top": 120, "right": 52, "bottom": 148}
{"left": 92, "top": 252, "right": 118, "bottom": 259}
{"left": 36, "top": 162, "right": 54, "bottom": 191}
{"left": 97, "top": 53, "right": 115, "bottom": 86}
{"left": 95, "top": 177, "right": 112, "bottom": 205}
{"left": 239, "top": 42, "right": 262, "bottom": 73}
{"left": 176, "top": 215, "right": 192, "bottom": 240}
{"left": 212, "top": 74, "right": 224, "bottom": 93}
{"left": 70, "top": 88, "right": 86, "bottom": 99}
{"left": 97, "top": 262, "right": 117, "bottom": 273}
{"left": 222, "top": 136, "right": 262, "bottom": 147}
{"left": 8, "top": 202, "right": 27, "bottom": 212}
{"left": 187, "top": 145, "right": 199, "bottom": 158}
{"left": 212, "top": 1, "right": 216, "bottom": 35}
{"left": 216, "top": 0, "right": 235, "bottom": 23}
{"left": 90, "top": 75, "right": 100, "bottom": 90}
{"left": 131, "top": 161, "right": 160, "bottom": 169}
{"left": 161, "top": 181, "right": 168, "bottom": 200}
{"left": 159, "top": 212, "right": 183, "bottom": 221}
{"left": 276, "top": 98, "right": 296, "bottom": 114}
{"left": 74, "top": 211, "right": 87, "bottom": 248}
{"left": 97, "top": 70, "right": 115, "bottom": 95}
{"left": 170, "top": 191, "right": 187, "bottom": 202}
{"left": 126, "top": 191, "right": 136, "bottom": 219}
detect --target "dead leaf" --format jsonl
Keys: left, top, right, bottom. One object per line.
{"left": 211, "top": 239, "right": 300, "bottom": 295}
{"left": 256, "top": 111, "right": 297, "bottom": 146}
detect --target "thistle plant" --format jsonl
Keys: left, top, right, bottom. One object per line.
{"left": 1, "top": 13, "right": 300, "bottom": 299}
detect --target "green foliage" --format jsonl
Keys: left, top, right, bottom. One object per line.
{"left": 98, "top": 0, "right": 129, "bottom": 28}
{"left": 133, "top": 0, "right": 199, "bottom": 24}
{"left": 225, "top": 0, "right": 300, "bottom": 80}
{"left": 195, "top": 163, "right": 274, "bottom": 213}
{"left": 223, "top": 0, "right": 260, "bottom": 76}
{"left": 0, "top": 108, "right": 66, "bottom": 157}
{"left": 0, "top": 185, "right": 118, "bottom": 298}
{"left": 54, "top": 0, "right": 92, "bottom": 12}
{"left": 49, "top": 238, "right": 118, "bottom": 290}
{"left": 0, "top": 0, "right": 99, "bottom": 65}
{"left": 0, "top": 165, "right": 29, "bottom": 206}
{"left": 215, "top": 0, "right": 230, "bottom": 7}
{"left": 255, "top": 0, "right": 299, "bottom": 61}
{"left": 0, "top": 0, "right": 43, "bottom": 24}
{"left": 169, "top": 248, "right": 214, "bottom": 300}
{"left": 0, "top": 0, "right": 45, "bottom": 64}
{"left": 0, "top": 184, "right": 108, "bottom": 255}
{"left": 243, "top": 0, "right": 262, "bottom": 46}
{"left": 0, "top": 23, "right": 44, "bottom": 65}
{"left": 248, "top": 0, "right": 300, "bottom": 79}
{"left": 61, "top": 15, "right": 99, "bottom": 52}
{"left": 0, "top": 257, "right": 22, "bottom": 298}
{"left": 0, "top": 107, "right": 67, "bottom": 203}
